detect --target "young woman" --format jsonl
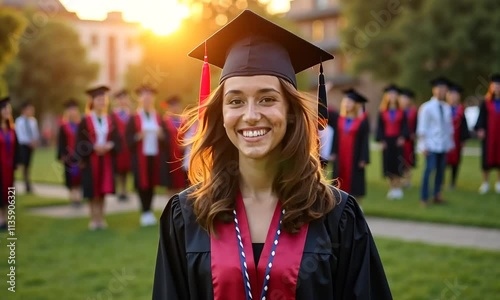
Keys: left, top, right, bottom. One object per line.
{"left": 76, "top": 86, "right": 121, "bottom": 230}
{"left": 56, "top": 99, "right": 82, "bottom": 207}
{"left": 399, "top": 88, "right": 418, "bottom": 187}
{"left": 445, "top": 84, "right": 470, "bottom": 189}
{"left": 153, "top": 10, "right": 392, "bottom": 299}
{"left": 376, "top": 85, "right": 409, "bottom": 200}
{"left": 331, "top": 89, "right": 370, "bottom": 202}
{"left": 475, "top": 74, "right": 500, "bottom": 194}
{"left": 163, "top": 95, "right": 187, "bottom": 192}
{"left": 111, "top": 89, "right": 132, "bottom": 202}
{"left": 126, "top": 85, "right": 171, "bottom": 227}
{"left": 0, "top": 97, "right": 19, "bottom": 230}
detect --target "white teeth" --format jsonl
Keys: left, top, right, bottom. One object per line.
{"left": 242, "top": 129, "right": 268, "bottom": 137}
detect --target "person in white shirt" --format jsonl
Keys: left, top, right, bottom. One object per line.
{"left": 15, "top": 102, "right": 39, "bottom": 193}
{"left": 416, "top": 77, "right": 455, "bottom": 207}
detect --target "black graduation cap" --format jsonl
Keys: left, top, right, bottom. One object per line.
{"left": 135, "top": 84, "right": 158, "bottom": 95}
{"left": 430, "top": 76, "right": 450, "bottom": 87}
{"left": 0, "top": 96, "right": 9, "bottom": 109}
{"left": 63, "top": 98, "right": 79, "bottom": 108}
{"left": 490, "top": 74, "right": 500, "bottom": 83}
{"left": 343, "top": 88, "right": 368, "bottom": 103}
{"left": 400, "top": 88, "right": 415, "bottom": 98}
{"left": 114, "top": 89, "right": 129, "bottom": 98}
{"left": 448, "top": 83, "right": 463, "bottom": 93}
{"left": 383, "top": 84, "right": 400, "bottom": 93}
{"left": 86, "top": 85, "right": 110, "bottom": 98}
{"left": 188, "top": 10, "right": 334, "bottom": 129}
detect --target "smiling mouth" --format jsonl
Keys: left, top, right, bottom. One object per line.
{"left": 239, "top": 129, "right": 271, "bottom": 138}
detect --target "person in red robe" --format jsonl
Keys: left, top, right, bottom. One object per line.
{"left": 111, "top": 89, "right": 132, "bottom": 202}
{"left": 56, "top": 99, "right": 83, "bottom": 207}
{"left": 376, "top": 84, "right": 409, "bottom": 200}
{"left": 162, "top": 95, "right": 187, "bottom": 192}
{"left": 331, "top": 89, "right": 370, "bottom": 202}
{"left": 0, "top": 97, "right": 19, "bottom": 231}
{"left": 126, "top": 85, "right": 171, "bottom": 227}
{"left": 398, "top": 88, "right": 418, "bottom": 187}
{"left": 475, "top": 74, "right": 500, "bottom": 194}
{"left": 76, "top": 86, "right": 121, "bottom": 230}
{"left": 445, "top": 83, "right": 470, "bottom": 189}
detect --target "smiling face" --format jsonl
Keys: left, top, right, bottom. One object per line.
{"left": 1, "top": 104, "right": 12, "bottom": 121}
{"left": 446, "top": 91, "right": 460, "bottom": 106}
{"left": 222, "top": 75, "right": 289, "bottom": 160}
{"left": 92, "top": 94, "right": 108, "bottom": 113}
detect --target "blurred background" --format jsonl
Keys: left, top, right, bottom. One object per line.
{"left": 0, "top": 0, "right": 499, "bottom": 299}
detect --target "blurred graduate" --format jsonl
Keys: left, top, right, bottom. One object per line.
{"left": 111, "top": 89, "right": 132, "bottom": 202}
{"left": 0, "top": 97, "right": 19, "bottom": 230}
{"left": 475, "top": 74, "right": 500, "bottom": 194}
{"left": 398, "top": 88, "right": 418, "bottom": 187}
{"left": 331, "top": 89, "right": 370, "bottom": 202}
{"left": 56, "top": 99, "right": 82, "bottom": 207}
{"left": 126, "top": 85, "right": 171, "bottom": 227}
{"left": 445, "top": 83, "right": 470, "bottom": 189}
{"left": 153, "top": 10, "right": 391, "bottom": 300}
{"left": 376, "top": 85, "right": 409, "bottom": 200}
{"left": 76, "top": 86, "right": 121, "bottom": 230}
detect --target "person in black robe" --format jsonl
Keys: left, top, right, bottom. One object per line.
{"left": 445, "top": 83, "right": 470, "bottom": 189}
{"left": 475, "top": 74, "right": 500, "bottom": 195}
{"left": 331, "top": 89, "right": 370, "bottom": 202}
{"left": 153, "top": 10, "right": 392, "bottom": 300}
{"left": 0, "top": 97, "right": 19, "bottom": 231}
{"left": 376, "top": 85, "right": 410, "bottom": 200}
{"left": 76, "top": 86, "right": 121, "bottom": 230}
{"left": 398, "top": 88, "right": 418, "bottom": 187}
{"left": 126, "top": 85, "right": 171, "bottom": 227}
{"left": 56, "top": 99, "right": 83, "bottom": 207}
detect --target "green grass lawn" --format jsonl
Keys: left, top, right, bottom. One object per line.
{"left": 0, "top": 196, "right": 499, "bottom": 299}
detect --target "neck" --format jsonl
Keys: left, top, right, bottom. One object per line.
{"left": 94, "top": 110, "right": 104, "bottom": 116}
{"left": 345, "top": 111, "right": 356, "bottom": 118}
{"left": 143, "top": 107, "right": 154, "bottom": 113}
{"left": 238, "top": 153, "right": 280, "bottom": 202}
{"left": 494, "top": 93, "right": 500, "bottom": 99}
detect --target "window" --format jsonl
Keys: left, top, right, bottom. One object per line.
{"left": 312, "top": 20, "right": 324, "bottom": 42}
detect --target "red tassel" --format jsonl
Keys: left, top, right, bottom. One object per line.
{"left": 199, "top": 42, "right": 211, "bottom": 120}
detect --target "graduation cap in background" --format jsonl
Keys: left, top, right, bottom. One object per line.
{"left": 448, "top": 83, "right": 463, "bottom": 94}
{"left": 490, "top": 73, "right": 500, "bottom": 83}
{"left": 188, "top": 10, "right": 334, "bottom": 129}
{"left": 86, "top": 85, "right": 110, "bottom": 98}
{"left": 0, "top": 96, "right": 10, "bottom": 109}
{"left": 383, "top": 84, "right": 400, "bottom": 93}
{"left": 400, "top": 88, "right": 415, "bottom": 98}
{"left": 135, "top": 84, "right": 158, "bottom": 95}
{"left": 343, "top": 88, "right": 368, "bottom": 103}
{"left": 64, "top": 98, "right": 79, "bottom": 108}
{"left": 114, "top": 89, "right": 129, "bottom": 98}
{"left": 430, "top": 76, "right": 450, "bottom": 87}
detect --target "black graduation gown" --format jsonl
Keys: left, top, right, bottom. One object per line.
{"left": 0, "top": 127, "right": 19, "bottom": 208}
{"left": 331, "top": 114, "right": 370, "bottom": 197}
{"left": 56, "top": 122, "right": 81, "bottom": 188}
{"left": 153, "top": 187, "right": 393, "bottom": 300}
{"left": 125, "top": 114, "right": 172, "bottom": 190}
{"left": 474, "top": 100, "right": 500, "bottom": 170}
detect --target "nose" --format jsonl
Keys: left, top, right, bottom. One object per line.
{"left": 242, "top": 101, "right": 261, "bottom": 124}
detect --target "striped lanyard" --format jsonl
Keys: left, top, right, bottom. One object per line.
{"left": 233, "top": 208, "right": 284, "bottom": 300}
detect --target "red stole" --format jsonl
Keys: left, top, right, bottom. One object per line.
{"left": 447, "top": 105, "right": 464, "bottom": 165}
{"left": 85, "top": 115, "right": 114, "bottom": 197}
{"left": 382, "top": 109, "right": 404, "bottom": 137}
{"left": 164, "top": 115, "right": 185, "bottom": 189}
{"left": 403, "top": 107, "right": 417, "bottom": 166}
{"left": 0, "top": 128, "right": 16, "bottom": 205}
{"left": 113, "top": 112, "right": 131, "bottom": 173}
{"left": 62, "top": 122, "right": 81, "bottom": 186}
{"left": 486, "top": 100, "right": 500, "bottom": 166}
{"left": 337, "top": 116, "right": 363, "bottom": 193}
{"left": 211, "top": 193, "right": 309, "bottom": 300}
{"left": 134, "top": 114, "right": 161, "bottom": 189}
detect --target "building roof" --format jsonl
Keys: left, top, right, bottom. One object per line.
{"left": 287, "top": 6, "right": 341, "bottom": 22}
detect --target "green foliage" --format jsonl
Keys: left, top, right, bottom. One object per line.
{"left": 340, "top": 0, "right": 500, "bottom": 102}
{"left": 5, "top": 17, "right": 98, "bottom": 115}
{"left": 0, "top": 8, "right": 27, "bottom": 96}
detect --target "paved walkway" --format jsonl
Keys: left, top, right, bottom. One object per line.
{"left": 19, "top": 182, "right": 500, "bottom": 251}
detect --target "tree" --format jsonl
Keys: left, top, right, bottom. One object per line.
{"left": 0, "top": 8, "right": 27, "bottom": 96}
{"left": 5, "top": 18, "right": 98, "bottom": 115}
{"left": 340, "top": 0, "right": 500, "bottom": 102}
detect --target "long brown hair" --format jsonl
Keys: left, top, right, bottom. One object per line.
{"left": 0, "top": 104, "right": 14, "bottom": 130}
{"left": 485, "top": 82, "right": 499, "bottom": 101}
{"left": 180, "top": 78, "right": 337, "bottom": 235}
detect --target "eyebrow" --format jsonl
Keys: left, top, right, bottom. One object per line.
{"left": 224, "top": 88, "right": 281, "bottom": 96}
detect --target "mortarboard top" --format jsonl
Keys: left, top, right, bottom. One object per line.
{"left": 188, "top": 10, "right": 334, "bottom": 88}
{"left": 86, "top": 85, "right": 110, "bottom": 98}
{"left": 430, "top": 76, "right": 450, "bottom": 87}
{"left": 0, "top": 96, "right": 10, "bottom": 108}
{"left": 400, "top": 88, "right": 415, "bottom": 98}
{"left": 114, "top": 89, "right": 129, "bottom": 98}
{"left": 383, "top": 84, "right": 400, "bottom": 93}
{"left": 448, "top": 83, "right": 463, "bottom": 93}
{"left": 64, "top": 98, "right": 79, "bottom": 108}
{"left": 343, "top": 88, "right": 368, "bottom": 103}
{"left": 490, "top": 74, "right": 500, "bottom": 83}
{"left": 135, "top": 84, "right": 158, "bottom": 95}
